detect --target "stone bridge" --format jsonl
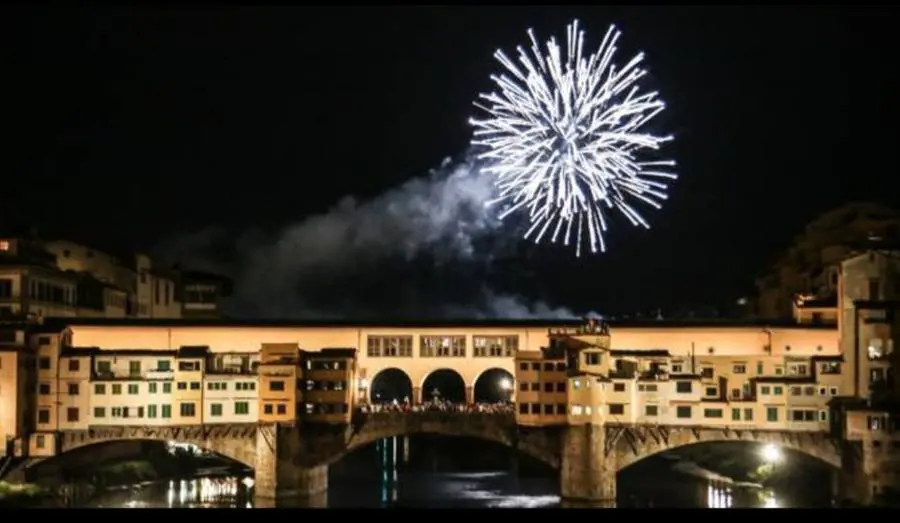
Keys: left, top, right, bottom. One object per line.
{"left": 22, "top": 416, "right": 853, "bottom": 506}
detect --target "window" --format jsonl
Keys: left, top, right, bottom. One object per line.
{"left": 38, "top": 357, "right": 51, "bottom": 370}
{"left": 66, "top": 408, "right": 79, "bottom": 422}
{"left": 149, "top": 382, "right": 158, "bottom": 394}
{"left": 676, "top": 406, "right": 692, "bottom": 419}
{"left": 756, "top": 362, "right": 764, "bottom": 375}
{"left": 68, "top": 359, "right": 80, "bottom": 372}
{"left": 766, "top": 407, "right": 779, "bottom": 422}
{"left": 701, "top": 367, "right": 714, "bottom": 379}
{"left": 111, "top": 384, "right": 122, "bottom": 395}
{"left": 36, "top": 435, "right": 45, "bottom": 449}
{"left": 148, "top": 405, "right": 158, "bottom": 418}
{"left": 94, "top": 407, "right": 105, "bottom": 418}
{"left": 163, "top": 382, "right": 172, "bottom": 394}
{"left": 38, "top": 409, "right": 50, "bottom": 424}
{"left": 790, "top": 409, "right": 817, "bottom": 422}
{"left": 704, "top": 387, "right": 717, "bottom": 396}
{"left": 235, "top": 402, "right": 250, "bottom": 415}
{"left": 180, "top": 402, "right": 196, "bottom": 417}
{"left": 367, "top": 335, "right": 414, "bottom": 357}
{"left": 556, "top": 403, "right": 566, "bottom": 415}
{"left": 157, "top": 360, "right": 171, "bottom": 371}
{"left": 744, "top": 408, "right": 753, "bottom": 421}
{"left": 473, "top": 335, "right": 519, "bottom": 357}
{"left": 585, "top": 352, "right": 601, "bottom": 365}
{"left": 556, "top": 382, "right": 566, "bottom": 392}
{"left": 420, "top": 335, "right": 466, "bottom": 357}
{"left": 177, "top": 382, "right": 187, "bottom": 390}
{"left": 38, "top": 383, "right": 50, "bottom": 395}
{"left": 733, "top": 365, "right": 746, "bottom": 374}
{"left": 731, "top": 408, "right": 741, "bottom": 421}
{"left": 97, "top": 361, "right": 112, "bottom": 374}
{"left": 68, "top": 383, "right": 79, "bottom": 395}
{"left": 773, "top": 386, "right": 783, "bottom": 395}
{"left": 704, "top": 408, "right": 723, "bottom": 419}
{"left": 277, "top": 404, "right": 287, "bottom": 415}
{"left": 190, "top": 382, "right": 201, "bottom": 390}
{"left": 613, "top": 383, "right": 626, "bottom": 392}
{"left": 269, "top": 380, "right": 285, "bottom": 391}
{"left": 609, "top": 404, "right": 625, "bottom": 415}
{"left": 128, "top": 384, "right": 139, "bottom": 395}
{"left": 645, "top": 405, "right": 659, "bottom": 416}
{"left": 94, "top": 384, "right": 105, "bottom": 394}
{"left": 570, "top": 405, "right": 584, "bottom": 416}
{"left": 519, "top": 404, "right": 528, "bottom": 414}
{"left": 161, "top": 405, "right": 172, "bottom": 418}
{"left": 264, "top": 404, "right": 274, "bottom": 415}
{"left": 128, "top": 361, "right": 141, "bottom": 376}
{"left": 210, "top": 403, "right": 223, "bottom": 417}
{"left": 519, "top": 363, "right": 528, "bottom": 371}
{"left": 675, "top": 381, "right": 693, "bottom": 393}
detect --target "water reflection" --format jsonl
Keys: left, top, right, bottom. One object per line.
{"left": 707, "top": 483, "right": 733, "bottom": 508}
{"left": 91, "top": 475, "right": 253, "bottom": 508}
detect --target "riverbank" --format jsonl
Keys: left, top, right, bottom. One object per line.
{"left": 0, "top": 481, "right": 45, "bottom": 508}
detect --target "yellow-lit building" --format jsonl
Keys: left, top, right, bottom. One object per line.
{"left": 258, "top": 343, "right": 301, "bottom": 424}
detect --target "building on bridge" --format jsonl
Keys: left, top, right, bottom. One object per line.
{"left": 0, "top": 246, "right": 900, "bottom": 505}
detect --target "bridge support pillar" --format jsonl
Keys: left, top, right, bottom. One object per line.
{"left": 254, "top": 424, "right": 329, "bottom": 502}
{"left": 465, "top": 386, "right": 474, "bottom": 404}
{"left": 413, "top": 387, "right": 422, "bottom": 404}
{"left": 560, "top": 423, "right": 616, "bottom": 508}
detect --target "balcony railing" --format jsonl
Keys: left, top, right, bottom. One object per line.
{"left": 206, "top": 365, "right": 256, "bottom": 375}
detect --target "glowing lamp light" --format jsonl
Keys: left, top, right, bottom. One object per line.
{"left": 499, "top": 378, "right": 513, "bottom": 391}
{"left": 761, "top": 444, "right": 781, "bottom": 464}
{"left": 358, "top": 378, "right": 369, "bottom": 390}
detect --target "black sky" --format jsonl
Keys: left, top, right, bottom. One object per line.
{"left": 4, "top": 6, "right": 899, "bottom": 317}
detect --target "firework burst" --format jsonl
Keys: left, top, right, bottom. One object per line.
{"left": 470, "top": 20, "right": 676, "bottom": 256}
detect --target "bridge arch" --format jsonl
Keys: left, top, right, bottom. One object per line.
{"left": 323, "top": 412, "right": 560, "bottom": 469}
{"left": 421, "top": 369, "right": 466, "bottom": 403}
{"left": 30, "top": 425, "right": 259, "bottom": 475}
{"left": 607, "top": 425, "right": 842, "bottom": 474}
{"left": 369, "top": 367, "right": 414, "bottom": 403}
{"left": 472, "top": 367, "right": 515, "bottom": 403}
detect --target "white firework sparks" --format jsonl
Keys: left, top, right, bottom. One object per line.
{"left": 469, "top": 20, "right": 677, "bottom": 256}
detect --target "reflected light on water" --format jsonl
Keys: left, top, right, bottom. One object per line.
{"left": 707, "top": 484, "right": 733, "bottom": 509}
{"left": 763, "top": 492, "right": 778, "bottom": 508}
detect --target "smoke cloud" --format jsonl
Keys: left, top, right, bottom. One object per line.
{"left": 155, "top": 155, "right": 581, "bottom": 320}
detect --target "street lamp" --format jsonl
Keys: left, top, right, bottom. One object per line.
{"left": 499, "top": 378, "right": 513, "bottom": 402}
{"left": 761, "top": 444, "right": 781, "bottom": 464}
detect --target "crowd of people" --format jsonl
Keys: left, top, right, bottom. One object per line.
{"left": 356, "top": 397, "right": 515, "bottom": 415}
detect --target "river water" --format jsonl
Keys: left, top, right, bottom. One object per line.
{"left": 73, "top": 435, "right": 826, "bottom": 508}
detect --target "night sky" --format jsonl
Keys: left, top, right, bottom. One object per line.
{"left": 4, "top": 6, "right": 899, "bottom": 318}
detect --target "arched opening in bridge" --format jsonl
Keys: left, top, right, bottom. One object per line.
{"left": 330, "top": 435, "right": 557, "bottom": 508}
{"left": 369, "top": 368, "right": 413, "bottom": 403}
{"left": 24, "top": 439, "right": 255, "bottom": 507}
{"left": 615, "top": 441, "right": 837, "bottom": 508}
{"left": 421, "top": 369, "right": 465, "bottom": 403}
{"left": 473, "top": 368, "right": 515, "bottom": 404}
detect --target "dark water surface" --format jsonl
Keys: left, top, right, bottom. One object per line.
{"left": 76, "top": 435, "right": 828, "bottom": 508}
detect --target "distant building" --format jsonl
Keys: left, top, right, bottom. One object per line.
{"left": 0, "top": 234, "right": 231, "bottom": 322}
{"left": 180, "top": 271, "right": 233, "bottom": 319}
{"left": 756, "top": 202, "right": 900, "bottom": 323}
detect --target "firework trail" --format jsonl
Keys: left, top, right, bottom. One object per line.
{"left": 470, "top": 20, "right": 677, "bottom": 256}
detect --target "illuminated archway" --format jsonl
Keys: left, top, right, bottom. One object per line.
{"left": 369, "top": 368, "right": 414, "bottom": 403}
{"left": 421, "top": 369, "right": 466, "bottom": 403}
{"left": 473, "top": 367, "right": 515, "bottom": 403}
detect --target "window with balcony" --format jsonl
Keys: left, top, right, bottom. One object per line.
{"left": 675, "top": 381, "right": 693, "bottom": 393}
